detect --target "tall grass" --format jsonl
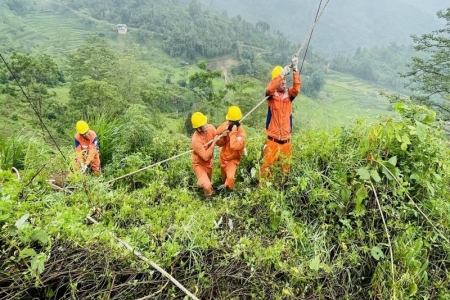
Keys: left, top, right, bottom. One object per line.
{"left": 0, "top": 131, "right": 29, "bottom": 170}
{"left": 88, "top": 114, "right": 122, "bottom": 167}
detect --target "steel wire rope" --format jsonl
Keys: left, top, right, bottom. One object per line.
{"left": 0, "top": 53, "right": 67, "bottom": 161}
{"left": 106, "top": 2, "right": 331, "bottom": 184}
{"left": 48, "top": 177, "right": 200, "bottom": 299}
{"left": 294, "top": 0, "right": 330, "bottom": 73}
{"left": 104, "top": 102, "right": 267, "bottom": 185}
{"left": 1, "top": 4, "right": 328, "bottom": 299}
{"left": 86, "top": 215, "right": 200, "bottom": 300}
{"left": 45, "top": 183, "right": 200, "bottom": 300}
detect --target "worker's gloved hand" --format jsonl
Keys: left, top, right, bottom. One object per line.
{"left": 227, "top": 121, "right": 240, "bottom": 131}
{"left": 291, "top": 54, "right": 298, "bottom": 72}
{"left": 282, "top": 65, "right": 291, "bottom": 77}
{"left": 213, "top": 135, "right": 221, "bottom": 144}
{"left": 80, "top": 163, "right": 88, "bottom": 174}
{"left": 81, "top": 146, "right": 88, "bottom": 159}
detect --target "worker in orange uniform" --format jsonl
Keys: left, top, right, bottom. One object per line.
{"left": 74, "top": 120, "right": 101, "bottom": 175}
{"left": 191, "top": 112, "right": 220, "bottom": 197}
{"left": 261, "top": 55, "right": 301, "bottom": 176}
{"left": 215, "top": 106, "right": 246, "bottom": 190}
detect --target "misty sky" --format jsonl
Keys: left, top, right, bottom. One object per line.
{"left": 202, "top": 0, "right": 449, "bottom": 56}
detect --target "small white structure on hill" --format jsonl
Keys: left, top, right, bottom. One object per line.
{"left": 116, "top": 24, "right": 127, "bottom": 34}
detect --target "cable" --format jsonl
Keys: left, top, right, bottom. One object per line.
{"left": 106, "top": 96, "right": 271, "bottom": 184}
{"left": 86, "top": 216, "right": 200, "bottom": 300}
{"left": 294, "top": 0, "right": 330, "bottom": 73}
{"left": 299, "top": 0, "right": 324, "bottom": 73}
{"left": 106, "top": 150, "right": 193, "bottom": 184}
{"left": 0, "top": 53, "right": 67, "bottom": 161}
{"left": 105, "top": 2, "right": 332, "bottom": 184}
{"left": 35, "top": 0, "right": 330, "bottom": 183}
{"left": 241, "top": 96, "right": 269, "bottom": 122}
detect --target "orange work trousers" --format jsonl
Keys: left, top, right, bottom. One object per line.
{"left": 193, "top": 163, "right": 213, "bottom": 196}
{"left": 75, "top": 152, "right": 101, "bottom": 174}
{"left": 261, "top": 139, "right": 292, "bottom": 176}
{"left": 220, "top": 160, "right": 239, "bottom": 190}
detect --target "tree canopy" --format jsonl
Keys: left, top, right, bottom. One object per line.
{"left": 403, "top": 8, "right": 450, "bottom": 119}
{"left": 61, "top": 0, "right": 297, "bottom": 60}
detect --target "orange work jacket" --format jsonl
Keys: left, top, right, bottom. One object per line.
{"left": 191, "top": 124, "right": 216, "bottom": 167}
{"left": 74, "top": 130, "right": 99, "bottom": 162}
{"left": 216, "top": 122, "right": 246, "bottom": 162}
{"left": 265, "top": 72, "right": 301, "bottom": 141}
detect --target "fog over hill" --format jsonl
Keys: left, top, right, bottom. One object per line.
{"left": 201, "top": 0, "right": 448, "bottom": 57}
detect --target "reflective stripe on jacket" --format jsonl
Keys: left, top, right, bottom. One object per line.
{"left": 265, "top": 72, "right": 301, "bottom": 140}
{"left": 191, "top": 124, "right": 216, "bottom": 167}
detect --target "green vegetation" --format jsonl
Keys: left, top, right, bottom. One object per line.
{"left": 330, "top": 44, "right": 415, "bottom": 93}
{"left": 0, "top": 0, "right": 114, "bottom": 55}
{"left": 200, "top": 0, "right": 448, "bottom": 57}
{"left": 296, "top": 71, "right": 394, "bottom": 129}
{"left": 1, "top": 1, "right": 450, "bottom": 299}
{"left": 402, "top": 8, "right": 450, "bottom": 120}
{"left": 1, "top": 102, "right": 450, "bottom": 299}
{"left": 61, "top": 0, "right": 296, "bottom": 60}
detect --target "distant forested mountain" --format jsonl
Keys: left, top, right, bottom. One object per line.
{"left": 60, "top": 0, "right": 297, "bottom": 62}
{"left": 200, "top": 0, "right": 448, "bottom": 57}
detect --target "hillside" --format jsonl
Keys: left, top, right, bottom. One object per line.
{"left": 296, "top": 71, "right": 394, "bottom": 129}
{"left": 1, "top": 101, "right": 450, "bottom": 299}
{"left": 201, "top": 0, "right": 448, "bottom": 57}
{"left": 0, "top": 1, "right": 110, "bottom": 55}
{"left": 0, "top": 0, "right": 403, "bottom": 137}
{"left": 1, "top": 1, "right": 450, "bottom": 300}
{"left": 0, "top": 0, "right": 425, "bottom": 141}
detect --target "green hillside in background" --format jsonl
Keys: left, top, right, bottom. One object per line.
{"left": 1, "top": 1, "right": 450, "bottom": 300}
{"left": 296, "top": 71, "right": 394, "bottom": 130}
{"left": 0, "top": 0, "right": 398, "bottom": 138}
{"left": 201, "top": 0, "right": 448, "bottom": 57}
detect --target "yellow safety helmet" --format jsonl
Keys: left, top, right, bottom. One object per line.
{"left": 226, "top": 106, "right": 242, "bottom": 121}
{"left": 191, "top": 112, "right": 207, "bottom": 129}
{"left": 271, "top": 65, "right": 283, "bottom": 79}
{"left": 76, "top": 120, "right": 89, "bottom": 134}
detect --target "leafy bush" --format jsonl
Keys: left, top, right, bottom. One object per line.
{"left": 1, "top": 102, "right": 449, "bottom": 299}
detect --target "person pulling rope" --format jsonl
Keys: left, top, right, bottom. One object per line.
{"left": 105, "top": 1, "right": 331, "bottom": 184}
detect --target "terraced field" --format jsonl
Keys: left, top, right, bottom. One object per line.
{"left": 0, "top": 3, "right": 401, "bottom": 135}
{"left": 17, "top": 11, "right": 115, "bottom": 55}
{"left": 294, "top": 70, "right": 395, "bottom": 130}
